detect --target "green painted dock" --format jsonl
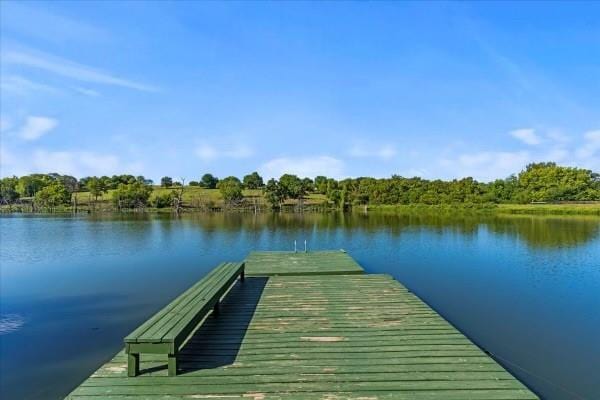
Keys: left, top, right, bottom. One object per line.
{"left": 245, "top": 250, "right": 364, "bottom": 276}
{"left": 66, "top": 251, "right": 538, "bottom": 399}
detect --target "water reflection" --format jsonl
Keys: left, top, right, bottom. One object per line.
{"left": 1, "top": 212, "right": 599, "bottom": 400}
{"left": 166, "top": 212, "right": 600, "bottom": 249}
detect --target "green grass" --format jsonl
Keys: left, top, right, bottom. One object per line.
{"left": 68, "top": 187, "right": 329, "bottom": 210}
{"left": 73, "top": 187, "right": 221, "bottom": 205}
{"left": 7, "top": 189, "right": 598, "bottom": 216}
{"left": 364, "top": 203, "right": 497, "bottom": 215}
{"left": 364, "top": 203, "right": 600, "bottom": 216}
{"left": 496, "top": 203, "right": 600, "bottom": 216}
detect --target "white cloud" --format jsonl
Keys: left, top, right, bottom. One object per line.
{"left": 440, "top": 151, "right": 531, "bottom": 181}
{"left": 2, "top": 48, "right": 157, "bottom": 92}
{"left": 31, "top": 149, "right": 139, "bottom": 176}
{"left": 31, "top": 150, "right": 78, "bottom": 174}
{"left": 0, "top": 117, "right": 13, "bottom": 132}
{"left": 546, "top": 130, "right": 571, "bottom": 144}
{"left": 1, "top": 2, "right": 109, "bottom": 44}
{"left": 0, "top": 145, "right": 143, "bottom": 178}
{"left": 74, "top": 87, "right": 100, "bottom": 97}
{"left": 195, "top": 145, "right": 218, "bottom": 161}
{"left": 509, "top": 128, "right": 541, "bottom": 145}
{"left": 401, "top": 168, "right": 429, "bottom": 178}
{"left": 194, "top": 144, "right": 253, "bottom": 162}
{"left": 260, "top": 156, "right": 344, "bottom": 179}
{"left": 0, "top": 146, "right": 29, "bottom": 178}
{"left": 18, "top": 116, "right": 58, "bottom": 141}
{"left": 77, "top": 152, "right": 122, "bottom": 172}
{"left": 0, "top": 75, "right": 59, "bottom": 95}
{"left": 1, "top": 146, "right": 16, "bottom": 166}
{"left": 434, "top": 127, "right": 600, "bottom": 180}
{"left": 576, "top": 130, "right": 600, "bottom": 160}
{"left": 348, "top": 143, "right": 397, "bottom": 160}
{"left": 544, "top": 148, "right": 569, "bottom": 162}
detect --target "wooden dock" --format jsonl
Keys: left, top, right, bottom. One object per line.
{"left": 245, "top": 250, "right": 364, "bottom": 276}
{"left": 66, "top": 251, "right": 538, "bottom": 399}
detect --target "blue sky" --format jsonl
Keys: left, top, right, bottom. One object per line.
{"left": 1, "top": 1, "right": 599, "bottom": 182}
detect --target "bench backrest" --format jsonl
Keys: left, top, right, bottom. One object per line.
{"left": 125, "top": 262, "right": 244, "bottom": 348}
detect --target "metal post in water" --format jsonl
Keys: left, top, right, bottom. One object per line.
{"left": 294, "top": 240, "right": 297, "bottom": 253}
{"left": 304, "top": 240, "right": 307, "bottom": 253}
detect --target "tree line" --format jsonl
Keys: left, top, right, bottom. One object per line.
{"left": 308, "top": 162, "right": 600, "bottom": 209}
{"left": 1, "top": 162, "right": 598, "bottom": 212}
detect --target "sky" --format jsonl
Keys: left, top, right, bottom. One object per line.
{"left": 1, "top": 1, "right": 599, "bottom": 182}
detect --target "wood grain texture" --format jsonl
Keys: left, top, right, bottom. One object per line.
{"left": 66, "top": 253, "right": 538, "bottom": 399}
{"left": 245, "top": 250, "right": 364, "bottom": 276}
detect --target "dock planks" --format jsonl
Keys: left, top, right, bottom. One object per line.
{"left": 245, "top": 250, "right": 364, "bottom": 276}
{"left": 66, "top": 252, "right": 538, "bottom": 399}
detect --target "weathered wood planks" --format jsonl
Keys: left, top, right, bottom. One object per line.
{"left": 124, "top": 261, "right": 244, "bottom": 376}
{"left": 245, "top": 250, "right": 364, "bottom": 276}
{"left": 66, "top": 255, "right": 539, "bottom": 399}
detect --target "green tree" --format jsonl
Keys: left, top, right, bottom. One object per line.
{"left": 279, "top": 174, "right": 305, "bottom": 200}
{"left": 47, "top": 174, "right": 79, "bottom": 193}
{"left": 200, "top": 173, "right": 219, "bottom": 189}
{"left": 217, "top": 176, "right": 243, "bottom": 205}
{"left": 34, "top": 181, "right": 71, "bottom": 210}
{"left": 301, "top": 177, "right": 314, "bottom": 193}
{"left": 3, "top": 161, "right": 599, "bottom": 212}
{"left": 314, "top": 176, "right": 328, "bottom": 194}
{"left": 112, "top": 182, "right": 153, "bottom": 210}
{"left": 151, "top": 191, "right": 176, "bottom": 208}
{"left": 264, "top": 178, "right": 284, "bottom": 209}
{"left": 517, "top": 162, "right": 599, "bottom": 202}
{"left": 111, "top": 174, "right": 136, "bottom": 187}
{"left": 87, "top": 177, "right": 108, "bottom": 201}
{"left": 354, "top": 178, "right": 375, "bottom": 206}
{"left": 136, "top": 175, "right": 153, "bottom": 185}
{"left": 487, "top": 175, "right": 518, "bottom": 203}
{"left": 17, "top": 174, "right": 51, "bottom": 197}
{"left": 325, "top": 178, "right": 339, "bottom": 204}
{"left": 0, "top": 177, "right": 20, "bottom": 204}
{"left": 161, "top": 176, "right": 173, "bottom": 187}
{"left": 100, "top": 176, "right": 113, "bottom": 190}
{"left": 243, "top": 172, "right": 264, "bottom": 189}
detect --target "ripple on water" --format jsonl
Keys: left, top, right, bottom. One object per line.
{"left": 0, "top": 314, "right": 26, "bottom": 334}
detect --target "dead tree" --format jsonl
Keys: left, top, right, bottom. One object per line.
{"left": 172, "top": 178, "right": 185, "bottom": 214}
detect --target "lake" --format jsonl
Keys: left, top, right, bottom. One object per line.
{"left": 1, "top": 212, "right": 599, "bottom": 400}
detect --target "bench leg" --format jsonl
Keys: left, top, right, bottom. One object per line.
{"left": 213, "top": 301, "right": 220, "bottom": 316}
{"left": 127, "top": 353, "right": 139, "bottom": 377}
{"left": 240, "top": 270, "right": 245, "bottom": 282}
{"left": 168, "top": 353, "right": 178, "bottom": 376}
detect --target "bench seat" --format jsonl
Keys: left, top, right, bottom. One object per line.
{"left": 124, "top": 261, "right": 245, "bottom": 376}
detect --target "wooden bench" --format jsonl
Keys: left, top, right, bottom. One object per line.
{"left": 124, "top": 261, "right": 245, "bottom": 376}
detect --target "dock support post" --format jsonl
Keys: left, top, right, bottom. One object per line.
{"left": 127, "top": 353, "right": 139, "bottom": 377}
{"left": 168, "top": 353, "right": 178, "bottom": 377}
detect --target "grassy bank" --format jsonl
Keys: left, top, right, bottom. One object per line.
{"left": 365, "top": 203, "right": 600, "bottom": 216}
{"left": 0, "top": 187, "right": 329, "bottom": 213}
{"left": 3, "top": 186, "right": 599, "bottom": 216}
{"left": 70, "top": 187, "right": 327, "bottom": 209}
{"left": 495, "top": 203, "right": 600, "bottom": 216}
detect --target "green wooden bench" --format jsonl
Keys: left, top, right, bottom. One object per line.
{"left": 124, "top": 261, "right": 245, "bottom": 377}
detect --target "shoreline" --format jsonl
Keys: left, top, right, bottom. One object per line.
{"left": 365, "top": 203, "right": 600, "bottom": 216}
{"left": 2, "top": 203, "right": 600, "bottom": 216}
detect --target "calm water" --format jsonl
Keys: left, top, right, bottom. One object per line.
{"left": 1, "top": 212, "right": 599, "bottom": 399}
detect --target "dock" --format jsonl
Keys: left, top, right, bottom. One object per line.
{"left": 245, "top": 250, "right": 364, "bottom": 276}
{"left": 66, "top": 251, "right": 538, "bottom": 399}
